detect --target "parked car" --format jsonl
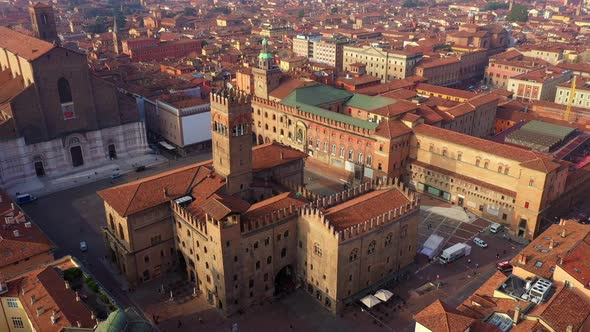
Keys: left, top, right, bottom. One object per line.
{"left": 80, "top": 241, "right": 88, "bottom": 252}
{"left": 135, "top": 165, "right": 146, "bottom": 172}
{"left": 15, "top": 193, "right": 37, "bottom": 204}
{"left": 473, "top": 237, "right": 488, "bottom": 248}
{"left": 496, "top": 261, "right": 513, "bottom": 273}
{"left": 110, "top": 173, "right": 121, "bottom": 179}
{"left": 490, "top": 222, "right": 503, "bottom": 233}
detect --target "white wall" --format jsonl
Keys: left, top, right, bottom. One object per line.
{"left": 181, "top": 111, "right": 212, "bottom": 146}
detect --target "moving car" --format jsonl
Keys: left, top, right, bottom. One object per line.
{"left": 473, "top": 237, "right": 488, "bottom": 248}
{"left": 110, "top": 173, "right": 121, "bottom": 179}
{"left": 490, "top": 222, "right": 503, "bottom": 233}
{"left": 80, "top": 241, "right": 88, "bottom": 252}
{"left": 496, "top": 261, "right": 513, "bottom": 273}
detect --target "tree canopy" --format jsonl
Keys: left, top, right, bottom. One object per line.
{"left": 506, "top": 3, "right": 528, "bottom": 22}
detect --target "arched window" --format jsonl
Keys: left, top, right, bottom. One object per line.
{"left": 314, "top": 242, "right": 322, "bottom": 257}
{"left": 118, "top": 224, "right": 125, "bottom": 240}
{"left": 384, "top": 233, "right": 393, "bottom": 247}
{"left": 57, "top": 78, "right": 73, "bottom": 103}
{"left": 349, "top": 248, "right": 359, "bottom": 262}
{"left": 367, "top": 240, "right": 376, "bottom": 254}
{"left": 296, "top": 128, "right": 303, "bottom": 142}
{"left": 366, "top": 155, "right": 372, "bottom": 167}
{"left": 348, "top": 149, "right": 354, "bottom": 161}
{"left": 358, "top": 152, "right": 363, "bottom": 164}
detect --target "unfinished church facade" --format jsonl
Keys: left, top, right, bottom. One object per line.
{"left": 0, "top": 3, "right": 148, "bottom": 191}
{"left": 99, "top": 88, "right": 419, "bottom": 316}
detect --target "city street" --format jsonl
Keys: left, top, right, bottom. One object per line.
{"left": 20, "top": 151, "right": 212, "bottom": 312}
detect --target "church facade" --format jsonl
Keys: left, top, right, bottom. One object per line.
{"left": 0, "top": 3, "right": 148, "bottom": 191}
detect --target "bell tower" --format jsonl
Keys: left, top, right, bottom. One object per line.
{"left": 112, "top": 16, "right": 121, "bottom": 55}
{"left": 29, "top": 2, "right": 58, "bottom": 43}
{"left": 253, "top": 38, "right": 282, "bottom": 100}
{"left": 211, "top": 89, "right": 253, "bottom": 196}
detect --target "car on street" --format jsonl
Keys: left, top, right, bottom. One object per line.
{"left": 15, "top": 193, "right": 37, "bottom": 204}
{"left": 473, "top": 237, "right": 488, "bottom": 248}
{"left": 79, "top": 241, "right": 88, "bottom": 252}
{"left": 496, "top": 261, "right": 513, "bottom": 274}
{"left": 110, "top": 173, "right": 121, "bottom": 179}
{"left": 135, "top": 165, "right": 146, "bottom": 172}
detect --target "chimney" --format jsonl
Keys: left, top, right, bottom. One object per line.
{"left": 549, "top": 239, "right": 555, "bottom": 249}
{"left": 561, "top": 229, "right": 567, "bottom": 238}
{"left": 65, "top": 281, "right": 70, "bottom": 289}
{"left": 163, "top": 187, "right": 168, "bottom": 198}
{"left": 31, "top": 295, "right": 36, "bottom": 305}
{"left": 566, "top": 325, "right": 573, "bottom": 332}
{"left": 21, "top": 287, "right": 25, "bottom": 295}
{"left": 51, "top": 314, "right": 56, "bottom": 325}
{"left": 520, "top": 254, "right": 527, "bottom": 265}
{"left": 559, "top": 257, "right": 564, "bottom": 265}
{"left": 77, "top": 321, "right": 82, "bottom": 327}
{"left": 10, "top": 203, "right": 14, "bottom": 210}
{"left": 75, "top": 291, "right": 80, "bottom": 302}
{"left": 513, "top": 305, "right": 521, "bottom": 324}
{"left": 91, "top": 311, "right": 96, "bottom": 320}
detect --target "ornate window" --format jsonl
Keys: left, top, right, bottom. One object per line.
{"left": 504, "top": 166, "right": 510, "bottom": 175}
{"left": 366, "top": 155, "right": 372, "bottom": 167}
{"left": 475, "top": 157, "right": 481, "bottom": 167}
{"left": 384, "top": 233, "right": 393, "bottom": 247}
{"left": 358, "top": 152, "right": 363, "bottom": 164}
{"left": 296, "top": 129, "right": 303, "bottom": 143}
{"left": 314, "top": 243, "right": 322, "bottom": 257}
{"left": 367, "top": 240, "right": 376, "bottom": 254}
{"left": 340, "top": 146, "right": 345, "bottom": 158}
{"left": 498, "top": 164, "right": 503, "bottom": 173}
{"left": 331, "top": 143, "right": 336, "bottom": 154}
{"left": 348, "top": 149, "right": 354, "bottom": 161}
{"left": 349, "top": 248, "right": 359, "bottom": 262}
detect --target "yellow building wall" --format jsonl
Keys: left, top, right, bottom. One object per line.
{"left": 0, "top": 297, "right": 33, "bottom": 332}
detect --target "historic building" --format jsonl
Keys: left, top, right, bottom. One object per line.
{"left": 99, "top": 88, "right": 420, "bottom": 316}
{"left": 407, "top": 124, "right": 568, "bottom": 239}
{"left": 342, "top": 45, "right": 423, "bottom": 82}
{"left": 0, "top": 10, "right": 148, "bottom": 191}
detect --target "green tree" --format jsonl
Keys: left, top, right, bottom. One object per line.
{"left": 483, "top": 2, "right": 509, "bottom": 10}
{"left": 297, "top": 9, "right": 304, "bottom": 18}
{"left": 506, "top": 3, "right": 528, "bottom": 22}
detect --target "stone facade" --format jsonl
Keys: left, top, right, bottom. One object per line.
{"left": 342, "top": 46, "right": 423, "bottom": 82}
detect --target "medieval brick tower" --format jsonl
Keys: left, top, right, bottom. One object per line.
{"left": 211, "top": 89, "right": 253, "bottom": 196}
{"left": 253, "top": 38, "right": 282, "bottom": 99}
{"left": 29, "top": 2, "right": 58, "bottom": 43}
{"left": 112, "top": 16, "right": 121, "bottom": 55}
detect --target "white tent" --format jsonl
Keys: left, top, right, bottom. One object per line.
{"left": 420, "top": 234, "right": 445, "bottom": 259}
{"left": 374, "top": 289, "right": 394, "bottom": 302}
{"left": 360, "top": 295, "right": 382, "bottom": 308}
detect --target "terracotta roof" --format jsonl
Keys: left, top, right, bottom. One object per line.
{"left": 510, "top": 221, "right": 590, "bottom": 279}
{"left": 415, "top": 83, "right": 477, "bottom": 100}
{"left": 0, "top": 191, "right": 55, "bottom": 272}
{"left": 412, "top": 124, "right": 562, "bottom": 172}
{"left": 251, "top": 142, "right": 307, "bottom": 172}
{"left": 556, "top": 233, "right": 590, "bottom": 289}
{"left": 269, "top": 79, "right": 316, "bottom": 100}
{"left": 531, "top": 285, "right": 590, "bottom": 332}
{"left": 0, "top": 26, "right": 56, "bottom": 61}
{"left": 97, "top": 161, "right": 216, "bottom": 217}
{"left": 200, "top": 193, "right": 250, "bottom": 220}
{"left": 413, "top": 300, "right": 476, "bottom": 332}
{"left": 323, "top": 189, "right": 410, "bottom": 231}
{"left": 244, "top": 192, "right": 307, "bottom": 221}
{"left": 9, "top": 266, "right": 95, "bottom": 332}
{"left": 374, "top": 118, "right": 413, "bottom": 139}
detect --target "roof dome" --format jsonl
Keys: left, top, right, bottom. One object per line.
{"left": 258, "top": 52, "right": 273, "bottom": 60}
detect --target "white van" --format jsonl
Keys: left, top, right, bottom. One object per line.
{"left": 490, "top": 223, "right": 503, "bottom": 233}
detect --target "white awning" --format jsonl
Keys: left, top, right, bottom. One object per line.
{"left": 159, "top": 141, "right": 175, "bottom": 150}
{"left": 360, "top": 295, "right": 382, "bottom": 308}
{"left": 374, "top": 289, "right": 394, "bottom": 302}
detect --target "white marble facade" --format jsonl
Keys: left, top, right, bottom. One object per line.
{"left": 0, "top": 121, "right": 149, "bottom": 189}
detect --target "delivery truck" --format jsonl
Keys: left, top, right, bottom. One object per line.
{"left": 439, "top": 243, "right": 471, "bottom": 264}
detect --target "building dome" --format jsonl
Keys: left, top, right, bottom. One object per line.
{"left": 258, "top": 52, "right": 273, "bottom": 60}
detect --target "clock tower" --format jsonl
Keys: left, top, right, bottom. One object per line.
{"left": 211, "top": 89, "right": 253, "bottom": 196}
{"left": 253, "top": 38, "right": 282, "bottom": 100}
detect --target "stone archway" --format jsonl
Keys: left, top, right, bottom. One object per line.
{"left": 108, "top": 144, "right": 117, "bottom": 159}
{"left": 274, "top": 265, "right": 295, "bottom": 295}
{"left": 70, "top": 146, "right": 84, "bottom": 167}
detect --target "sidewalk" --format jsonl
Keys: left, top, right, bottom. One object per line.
{"left": 7, "top": 153, "right": 167, "bottom": 197}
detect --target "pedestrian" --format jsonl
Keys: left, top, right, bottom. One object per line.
{"left": 467, "top": 258, "right": 471, "bottom": 264}
{"left": 198, "top": 317, "right": 203, "bottom": 324}
{"left": 496, "top": 253, "right": 500, "bottom": 259}
{"left": 475, "top": 263, "right": 479, "bottom": 269}
{"left": 177, "top": 320, "right": 182, "bottom": 328}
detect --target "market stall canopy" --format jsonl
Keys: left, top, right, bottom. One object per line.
{"left": 360, "top": 294, "right": 382, "bottom": 308}
{"left": 374, "top": 289, "right": 394, "bottom": 302}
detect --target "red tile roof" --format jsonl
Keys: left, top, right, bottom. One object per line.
{"left": 323, "top": 189, "right": 410, "bottom": 231}
{"left": 374, "top": 118, "right": 413, "bottom": 139}
{"left": 413, "top": 300, "right": 476, "bottom": 332}
{"left": 0, "top": 26, "right": 56, "bottom": 61}
{"left": 244, "top": 192, "right": 307, "bottom": 221}
{"left": 9, "top": 265, "right": 95, "bottom": 332}
{"left": 0, "top": 191, "right": 55, "bottom": 272}
{"left": 415, "top": 83, "right": 477, "bottom": 100}
{"left": 530, "top": 285, "right": 590, "bottom": 332}
{"left": 556, "top": 233, "right": 590, "bottom": 289}
{"left": 251, "top": 142, "right": 307, "bottom": 172}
